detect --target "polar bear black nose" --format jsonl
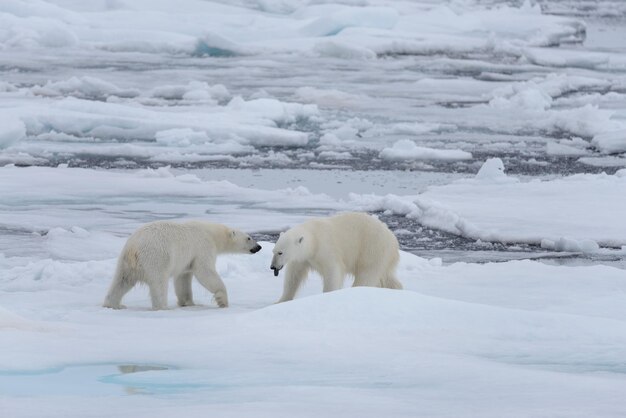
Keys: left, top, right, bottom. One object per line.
{"left": 250, "top": 244, "right": 262, "bottom": 254}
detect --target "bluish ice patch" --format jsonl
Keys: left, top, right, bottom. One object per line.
{"left": 0, "top": 363, "right": 175, "bottom": 396}
{"left": 193, "top": 42, "right": 239, "bottom": 57}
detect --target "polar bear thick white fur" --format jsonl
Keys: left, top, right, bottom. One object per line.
{"left": 103, "top": 221, "right": 261, "bottom": 310}
{"left": 270, "top": 212, "right": 402, "bottom": 302}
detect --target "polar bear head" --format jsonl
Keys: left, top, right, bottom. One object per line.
{"left": 270, "top": 227, "right": 312, "bottom": 276}
{"left": 228, "top": 228, "right": 262, "bottom": 254}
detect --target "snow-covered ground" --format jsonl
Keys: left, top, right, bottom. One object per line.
{"left": 1, "top": 164, "right": 626, "bottom": 417}
{"left": 2, "top": 0, "right": 626, "bottom": 416}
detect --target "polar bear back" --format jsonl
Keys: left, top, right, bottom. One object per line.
{"left": 122, "top": 221, "right": 228, "bottom": 277}
{"left": 303, "top": 212, "right": 399, "bottom": 275}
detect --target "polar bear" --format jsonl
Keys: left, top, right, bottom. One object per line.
{"left": 270, "top": 212, "right": 402, "bottom": 302}
{"left": 103, "top": 221, "right": 261, "bottom": 310}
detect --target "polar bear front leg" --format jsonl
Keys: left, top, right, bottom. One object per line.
{"left": 277, "top": 261, "right": 309, "bottom": 303}
{"left": 174, "top": 272, "right": 195, "bottom": 307}
{"left": 194, "top": 264, "right": 228, "bottom": 308}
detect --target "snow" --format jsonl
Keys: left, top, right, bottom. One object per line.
{"left": 0, "top": 160, "right": 625, "bottom": 416}
{"left": 2, "top": 237, "right": 626, "bottom": 417}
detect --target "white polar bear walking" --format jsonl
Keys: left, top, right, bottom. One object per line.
{"left": 270, "top": 212, "right": 402, "bottom": 302}
{"left": 103, "top": 221, "right": 261, "bottom": 310}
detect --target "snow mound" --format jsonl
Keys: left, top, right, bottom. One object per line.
{"left": 379, "top": 140, "right": 472, "bottom": 161}
{"left": 250, "top": 287, "right": 421, "bottom": 329}
{"left": 475, "top": 158, "right": 516, "bottom": 182}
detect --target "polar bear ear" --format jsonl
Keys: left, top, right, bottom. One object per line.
{"left": 298, "top": 236, "right": 304, "bottom": 244}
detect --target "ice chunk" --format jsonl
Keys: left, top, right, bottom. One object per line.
{"left": 149, "top": 82, "right": 230, "bottom": 103}
{"left": 592, "top": 130, "right": 626, "bottom": 154}
{"left": 313, "top": 40, "right": 376, "bottom": 60}
{"left": 32, "top": 76, "right": 139, "bottom": 100}
{"left": 155, "top": 129, "right": 210, "bottom": 147}
{"left": 490, "top": 88, "right": 553, "bottom": 110}
{"left": 294, "top": 87, "right": 366, "bottom": 108}
{"left": 475, "top": 158, "right": 507, "bottom": 181}
{"left": 0, "top": 13, "right": 78, "bottom": 49}
{"left": 299, "top": 7, "right": 398, "bottom": 37}
{"left": 546, "top": 142, "right": 588, "bottom": 157}
{"left": 0, "top": 115, "right": 26, "bottom": 149}
{"left": 541, "top": 237, "right": 600, "bottom": 254}
{"left": 524, "top": 48, "right": 610, "bottom": 69}
{"left": 194, "top": 32, "right": 254, "bottom": 57}
{"left": 380, "top": 140, "right": 472, "bottom": 161}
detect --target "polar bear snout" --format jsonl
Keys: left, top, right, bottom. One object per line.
{"left": 270, "top": 253, "right": 284, "bottom": 276}
{"left": 250, "top": 244, "right": 262, "bottom": 254}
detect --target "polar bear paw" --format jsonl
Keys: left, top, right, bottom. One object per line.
{"left": 213, "top": 291, "right": 228, "bottom": 308}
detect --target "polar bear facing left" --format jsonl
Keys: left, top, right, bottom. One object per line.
{"left": 103, "top": 221, "right": 261, "bottom": 310}
{"left": 270, "top": 212, "right": 402, "bottom": 303}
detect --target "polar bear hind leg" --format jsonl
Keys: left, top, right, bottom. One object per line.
{"left": 322, "top": 266, "right": 344, "bottom": 293}
{"left": 382, "top": 272, "right": 403, "bottom": 290}
{"left": 352, "top": 268, "right": 384, "bottom": 288}
{"left": 174, "top": 272, "right": 195, "bottom": 307}
{"left": 148, "top": 275, "right": 169, "bottom": 310}
{"left": 103, "top": 267, "right": 138, "bottom": 309}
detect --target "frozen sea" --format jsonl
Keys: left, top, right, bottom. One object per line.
{"left": 1, "top": 1, "right": 626, "bottom": 417}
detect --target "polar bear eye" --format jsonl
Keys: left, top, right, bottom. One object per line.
{"left": 247, "top": 237, "right": 251, "bottom": 241}
{"left": 278, "top": 252, "right": 283, "bottom": 255}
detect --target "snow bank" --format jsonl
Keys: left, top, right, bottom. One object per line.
{"left": 418, "top": 169, "right": 626, "bottom": 248}
{"left": 379, "top": 140, "right": 472, "bottom": 161}
{"left": 351, "top": 159, "right": 626, "bottom": 249}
